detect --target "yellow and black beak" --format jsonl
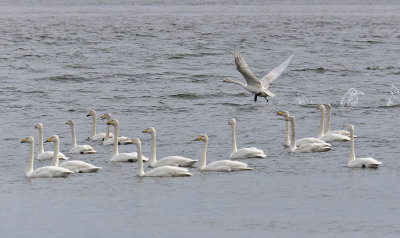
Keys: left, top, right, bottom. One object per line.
{"left": 194, "top": 136, "right": 202, "bottom": 141}
{"left": 106, "top": 120, "right": 113, "bottom": 125}
{"left": 45, "top": 137, "right": 52, "bottom": 143}
{"left": 142, "top": 129, "right": 148, "bottom": 133}
{"left": 20, "top": 137, "right": 28, "bottom": 143}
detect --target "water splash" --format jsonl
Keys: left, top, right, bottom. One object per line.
{"left": 340, "top": 88, "right": 365, "bottom": 107}
{"left": 387, "top": 85, "right": 400, "bottom": 106}
{"left": 292, "top": 92, "right": 315, "bottom": 105}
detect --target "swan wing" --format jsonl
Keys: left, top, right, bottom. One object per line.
{"left": 296, "top": 137, "right": 329, "bottom": 147}
{"left": 260, "top": 54, "right": 294, "bottom": 89}
{"left": 205, "top": 160, "right": 251, "bottom": 171}
{"left": 71, "top": 145, "right": 96, "bottom": 154}
{"left": 90, "top": 133, "right": 107, "bottom": 141}
{"left": 111, "top": 152, "right": 149, "bottom": 162}
{"left": 234, "top": 51, "right": 261, "bottom": 87}
{"left": 153, "top": 156, "right": 197, "bottom": 167}
{"left": 60, "top": 160, "right": 101, "bottom": 173}
{"left": 296, "top": 143, "right": 331, "bottom": 153}
{"left": 37, "top": 151, "right": 69, "bottom": 160}
{"left": 145, "top": 166, "right": 192, "bottom": 177}
{"left": 27, "top": 166, "right": 73, "bottom": 178}
{"left": 348, "top": 157, "right": 381, "bottom": 168}
{"left": 229, "top": 147, "right": 266, "bottom": 159}
{"left": 319, "top": 133, "right": 350, "bottom": 142}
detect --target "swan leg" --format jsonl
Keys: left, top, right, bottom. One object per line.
{"left": 254, "top": 94, "right": 258, "bottom": 101}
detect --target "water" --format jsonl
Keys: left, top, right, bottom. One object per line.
{"left": 1, "top": 1, "right": 400, "bottom": 237}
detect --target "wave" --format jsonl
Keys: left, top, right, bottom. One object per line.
{"left": 366, "top": 66, "right": 395, "bottom": 70}
{"left": 34, "top": 75, "right": 93, "bottom": 82}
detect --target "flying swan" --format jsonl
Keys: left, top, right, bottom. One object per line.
{"left": 21, "top": 136, "right": 73, "bottom": 178}
{"left": 65, "top": 120, "right": 97, "bottom": 154}
{"left": 142, "top": 127, "right": 197, "bottom": 167}
{"left": 46, "top": 135, "right": 101, "bottom": 173}
{"left": 288, "top": 116, "right": 331, "bottom": 153}
{"left": 347, "top": 125, "right": 381, "bottom": 168}
{"left": 194, "top": 134, "right": 252, "bottom": 171}
{"left": 106, "top": 119, "right": 148, "bottom": 162}
{"left": 317, "top": 105, "right": 350, "bottom": 142}
{"left": 227, "top": 118, "right": 266, "bottom": 159}
{"left": 132, "top": 138, "right": 193, "bottom": 177}
{"left": 34, "top": 123, "right": 68, "bottom": 160}
{"left": 224, "top": 51, "right": 294, "bottom": 102}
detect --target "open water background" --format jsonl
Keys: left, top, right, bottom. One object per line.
{"left": 0, "top": 0, "right": 400, "bottom": 237}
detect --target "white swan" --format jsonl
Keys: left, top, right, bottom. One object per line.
{"left": 106, "top": 119, "right": 148, "bottom": 162}
{"left": 224, "top": 51, "right": 294, "bottom": 102}
{"left": 228, "top": 118, "right": 266, "bottom": 159}
{"left": 101, "top": 113, "right": 131, "bottom": 146}
{"left": 288, "top": 116, "right": 331, "bottom": 153}
{"left": 194, "top": 134, "right": 252, "bottom": 171}
{"left": 347, "top": 125, "right": 381, "bottom": 168}
{"left": 142, "top": 127, "right": 197, "bottom": 167}
{"left": 46, "top": 135, "right": 101, "bottom": 173}
{"left": 87, "top": 110, "right": 107, "bottom": 141}
{"left": 65, "top": 120, "right": 97, "bottom": 154}
{"left": 34, "top": 123, "right": 68, "bottom": 161}
{"left": 132, "top": 138, "right": 193, "bottom": 177}
{"left": 317, "top": 105, "right": 350, "bottom": 142}
{"left": 324, "top": 103, "right": 354, "bottom": 137}
{"left": 277, "top": 111, "right": 328, "bottom": 147}
{"left": 21, "top": 136, "right": 73, "bottom": 178}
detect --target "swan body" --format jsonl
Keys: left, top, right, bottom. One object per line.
{"left": 106, "top": 119, "right": 148, "bottom": 162}
{"left": 317, "top": 105, "right": 350, "bottom": 142}
{"left": 21, "top": 136, "right": 73, "bottom": 178}
{"left": 87, "top": 110, "right": 107, "bottom": 141}
{"left": 224, "top": 51, "right": 294, "bottom": 102}
{"left": 277, "top": 111, "right": 328, "bottom": 147}
{"left": 132, "top": 138, "right": 193, "bottom": 177}
{"left": 195, "top": 134, "right": 252, "bottom": 171}
{"left": 34, "top": 123, "right": 68, "bottom": 160}
{"left": 288, "top": 116, "right": 331, "bottom": 153}
{"left": 228, "top": 118, "right": 266, "bottom": 159}
{"left": 100, "top": 113, "right": 130, "bottom": 146}
{"left": 143, "top": 127, "right": 197, "bottom": 167}
{"left": 65, "top": 120, "right": 96, "bottom": 154}
{"left": 325, "top": 104, "right": 354, "bottom": 137}
{"left": 347, "top": 125, "right": 381, "bottom": 168}
{"left": 46, "top": 135, "right": 101, "bottom": 173}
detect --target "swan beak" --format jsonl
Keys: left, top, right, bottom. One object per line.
{"left": 86, "top": 114, "right": 90, "bottom": 117}
{"left": 142, "top": 129, "right": 148, "bottom": 133}
{"left": 106, "top": 120, "right": 113, "bottom": 125}
{"left": 129, "top": 139, "right": 135, "bottom": 144}
{"left": 277, "top": 111, "right": 283, "bottom": 115}
{"left": 100, "top": 115, "right": 105, "bottom": 120}
{"left": 20, "top": 138, "right": 28, "bottom": 143}
{"left": 45, "top": 137, "right": 53, "bottom": 143}
{"left": 194, "top": 136, "right": 202, "bottom": 141}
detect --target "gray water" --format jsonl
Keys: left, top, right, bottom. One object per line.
{"left": 1, "top": 1, "right": 400, "bottom": 237}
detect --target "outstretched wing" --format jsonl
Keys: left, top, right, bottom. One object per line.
{"left": 234, "top": 51, "right": 261, "bottom": 87}
{"left": 260, "top": 54, "right": 294, "bottom": 89}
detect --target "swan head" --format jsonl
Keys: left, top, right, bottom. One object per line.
{"left": 228, "top": 118, "right": 236, "bottom": 126}
{"left": 65, "top": 120, "right": 74, "bottom": 126}
{"left": 194, "top": 134, "right": 208, "bottom": 142}
{"left": 288, "top": 116, "right": 295, "bottom": 126}
{"left": 143, "top": 127, "right": 156, "bottom": 134}
{"left": 277, "top": 111, "right": 289, "bottom": 119}
{"left": 34, "top": 123, "right": 43, "bottom": 129}
{"left": 349, "top": 124, "right": 354, "bottom": 133}
{"left": 45, "top": 135, "right": 59, "bottom": 143}
{"left": 131, "top": 138, "right": 141, "bottom": 145}
{"left": 106, "top": 119, "right": 119, "bottom": 126}
{"left": 223, "top": 78, "right": 233, "bottom": 83}
{"left": 87, "top": 110, "right": 97, "bottom": 117}
{"left": 317, "top": 104, "right": 325, "bottom": 111}
{"left": 325, "top": 103, "right": 332, "bottom": 111}
{"left": 100, "top": 113, "right": 112, "bottom": 121}
{"left": 21, "top": 136, "right": 34, "bottom": 144}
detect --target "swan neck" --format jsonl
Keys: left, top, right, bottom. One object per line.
{"left": 90, "top": 116, "right": 96, "bottom": 137}
{"left": 105, "top": 125, "right": 110, "bottom": 139}
{"left": 349, "top": 129, "right": 355, "bottom": 162}
{"left": 318, "top": 107, "right": 325, "bottom": 138}
{"left": 51, "top": 138, "right": 60, "bottom": 167}
{"left": 325, "top": 107, "right": 331, "bottom": 134}
{"left": 198, "top": 140, "right": 208, "bottom": 170}
{"left": 38, "top": 126, "right": 44, "bottom": 154}
{"left": 290, "top": 119, "right": 297, "bottom": 151}
{"left": 136, "top": 142, "right": 145, "bottom": 176}
{"left": 149, "top": 132, "right": 157, "bottom": 166}
{"left": 231, "top": 124, "right": 237, "bottom": 154}
{"left": 71, "top": 123, "right": 77, "bottom": 148}
{"left": 285, "top": 120, "right": 291, "bottom": 146}
{"left": 26, "top": 142, "right": 35, "bottom": 176}
{"left": 230, "top": 79, "right": 246, "bottom": 88}
{"left": 112, "top": 122, "right": 119, "bottom": 156}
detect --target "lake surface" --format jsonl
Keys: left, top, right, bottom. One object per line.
{"left": 1, "top": 1, "right": 400, "bottom": 237}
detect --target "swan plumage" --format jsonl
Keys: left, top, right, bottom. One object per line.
{"left": 195, "top": 134, "right": 252, "bottom": 171}
{"left": 34, "top": 123, "right": 68, "bottom": 160}
{"left": 224, "top": 51, "right": 294, "bottom": 102}
{"left": 228, "top": 118, "right": 266, "bottom": 159}
{"left": 21, "top": 136, "right": 73, "bottom": 178}
{"left": 288, "top": 116, "right": 331, "bottom": 153}
{"left": 132, "top": 138, "right": 192, "bottom": 177}
{"left": 65, "top": 120, "right": 97, "bottom": 154}
{"left": 317, "top": 105, "right": 350, "bottom": 142}
{"left": 87, "top": 110, "right": 108, "bottom": 141}
{"left": 46, "top": 135, "right": 101, "bottom": 173}
{"left": 100, "top": 113, "right": 130, "bottom": 146}
{"left": 325, "top": 104, "right": 354, "bottom": 137}
{"left": 277, "top": 111, "right": 328, "bottom": 147}
{"left": 143, "top": 127, "right": 197, "bottom": 167}
{"left": 347, "top": 125, "right": 381, "bottom": 168}
{"left": 106, "top": 119, "right": 148, "bottom": 162}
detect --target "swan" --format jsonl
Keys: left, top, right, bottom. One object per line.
{"left": 131, "top": 138, "right": 193, "bottom": 177}
{"left": 34, "top": 123, "right": 68, "bottom": 161}
{"left": 87, "top": 110, "right": 107, "bottom": 141}
{"left": 317, "top": 105, "right": 350, "bottom": 142}
{"left": 347, "top": 125, "right": 381, "bottom": 168}
{"left": 46, "top": 135, "right": 101, "bottom": 173}
{"left": 194, "top": 134, "right": 252, "bottom": 171}
{"left": 101, "top": 113, "right": 131, "bottom": 146}
{"left": 227, "top": 118, "right": 266, "bottom": 159}
{"left": 277, "top": 111, "right": 328, "bottom": 147}
{"left": 65, "top": 120, "right": 97, "bottom": 154}
{"left": 106, "top": 119, "right": 148, "bottom": 162}
{"left": 142, "top": 127, "right": 197, "bottom": 167}
{"left": 224, "top": 51, "right": 294, "bottom": 102}
{"left": 324, "top": 103, "right": 354, "bottom": 137}
{"left": 21, "top": 136, "right": 73, "bottom": 178}
{"left": 288, "top": 116, "right": 331, "bottom": 153}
